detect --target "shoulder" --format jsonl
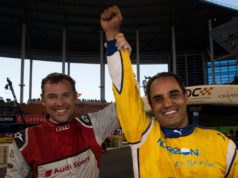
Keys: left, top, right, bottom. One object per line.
{"left": 195, "top": 126, "right": 229, "bottom": 143}
{"left": 14, "top": 128, "right": 28, "bottom": 150}
{"left": 14, "top": 124, "right": 43, "bottom": 150}
{"left": 76, "top": 115, "right": 93, "bottom": 128}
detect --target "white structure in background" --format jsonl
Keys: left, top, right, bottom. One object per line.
{"left": 203, "top": 0, "right": 238, "bottom": 11}
{"left": 142, "top": 85, "right": 238, "bottom": 112}
{"left": 212, "top": 16, "right": 238, "bottom": 58}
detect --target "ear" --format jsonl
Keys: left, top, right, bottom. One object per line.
{"left": 184, "top": 92, "right": 188, "bottom": 103}
{"left": 41, "top": 94, "right": 46, "bottom": 106}
{"left": 74, "top": 92, "right": 78, "bottom": 101}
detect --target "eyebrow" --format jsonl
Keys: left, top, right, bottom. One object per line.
{"left": 169, "top": 89, "right": 181, "bottom": 94}
{"left": 152, "top": 94, "right": 162, "bottom": 101}
{"left": 46, "top": 91, "right": 73, "bottom": 96}
{"left": 151, "top": 89, "right": 181, "bottom": 100}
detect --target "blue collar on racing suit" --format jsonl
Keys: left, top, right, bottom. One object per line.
{"left": 161, "top": 124, "right": 196, "bottom": 138}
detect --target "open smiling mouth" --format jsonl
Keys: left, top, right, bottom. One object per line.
{"left": 55, "top": 109, "right": 67, "bottom": 114}
{"left": 164, "top": 110, "right": 177, "bottom": 117}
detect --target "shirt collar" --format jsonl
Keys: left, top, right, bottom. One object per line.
{"left": 161, "top": 124, "right": 195, "bottom": 138}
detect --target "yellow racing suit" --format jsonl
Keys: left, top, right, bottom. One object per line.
{"left": 106, "top": 40, "right": 238, "bottom": 178}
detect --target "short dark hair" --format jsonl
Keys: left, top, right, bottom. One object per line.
{"left": 145, "top": 72, "right": 186, "bottom": 105}
{"left": 41, "top": 72, "right": 76, "bottom": 96}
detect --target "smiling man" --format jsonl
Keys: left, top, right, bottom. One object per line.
{"left": 146, "top": 73, "right": 189, "bottom": 129}
{"left": 5, "top": 28, "right": 132, "bottom": 178}
{"left": 101, "top": 5, "right": 238, "bottom": 178}
{"left": 4, "top": 28, "right": 132, "bottom": 177}
{"left": 5, "top": 71, "right": 124, "bottom": 178}
{"left": 41, "top": 74, "right": 77, "bottom": 124}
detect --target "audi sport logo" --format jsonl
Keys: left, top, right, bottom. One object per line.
{"left": 44, "top": 156, "right": 90, "bottom": 177}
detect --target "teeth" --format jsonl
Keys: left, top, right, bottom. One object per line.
{"left": 164, "top": 110, "right": 176, "bottom": 115}
{"left": 56, "top": 109, "right": 66, "bottom": 113}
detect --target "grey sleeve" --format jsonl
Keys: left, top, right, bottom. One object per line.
{"left": 89, "top": 103, "right": 119, "bottom": 145}
{"left": 5, "top": 141, "right": 31, "bottom": 178}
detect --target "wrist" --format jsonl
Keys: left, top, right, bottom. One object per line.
{"left": 105, "top": 31, "right": 119, "bottom": 41}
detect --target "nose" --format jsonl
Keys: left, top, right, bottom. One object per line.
{"left": 163, "top": 97, "right": 172, "bottom": 107}
{"left": 56, "top": 97, "right": 64, "bottom": 106}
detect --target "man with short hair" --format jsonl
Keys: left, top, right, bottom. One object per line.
{"left": 5, "top": 34, "right": 131, "bottom": 178}
{"left": 100, "top": 5, "right": 238, "bottom": 178}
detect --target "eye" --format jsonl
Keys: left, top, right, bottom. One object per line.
{"left": 63, "top": 93, "right": 73, "bottom": 98}
{"left": 154, "top": 96, "right": 164, "bottom": 103}
{"left": 170, "top": 92, "right": 182, "bottom": 99}
{"left": 47, "top": 94, "right": 57, "bottom": 100}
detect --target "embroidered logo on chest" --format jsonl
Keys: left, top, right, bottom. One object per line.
{"left": 56, "top": 124, "right": 70, "bottom": 132}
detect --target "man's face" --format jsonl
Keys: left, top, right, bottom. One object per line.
{"left": 42, "top": 79, "right": 77, "bottom": 124}
{"left": 149, "top": 76, "right": 188, "bottom": 128}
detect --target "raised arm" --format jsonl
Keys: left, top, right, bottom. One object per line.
{"left": 100, "top": 6, "right": 151, "bottom": 143}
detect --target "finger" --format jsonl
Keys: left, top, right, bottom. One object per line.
{"left": 115, "top": 33, "right": 128, "bottom": 47}
{"left": 122, "top": 44, "right": 131, "bottom": 51}
{"left": 101, "top": 6, "right": 120, "bottom": 20}
{"left": 111, "top": 5, "right": 123, "bottom": 19}
{"left": 116, "top": 39, "right": 126, "bottom": 46}
{"left": 122, "top": 44, "right": 132, "bottom": 56}
{"left": 116, "top": 40, "right": 127, "bottom": 49}
{"left": 115, "top": 33, "right": 132, "bottom": 56}
{"left": 116, "top": 41, "right": 132, "bottom": 56}
{"left": 101, "top": 9, "right": 112, "bottom": 21}
{"left": 115, "top": 33, "right": 126, "bottom": 45}
{"left": 115, "top": 33, "right": 124, "bottom": 40}
{"left": 102, "top": 6, "right": 122, "bottom": 22}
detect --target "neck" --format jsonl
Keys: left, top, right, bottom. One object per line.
{"left": 49, "top": 118, "right": 72, "bottom": 124}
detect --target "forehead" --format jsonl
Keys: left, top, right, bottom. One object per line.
{"left": 150, "top": 76, "right": 182, "bottom": 94}
{"left": 43, "top": 79, "right": 73, "bottom": 92}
